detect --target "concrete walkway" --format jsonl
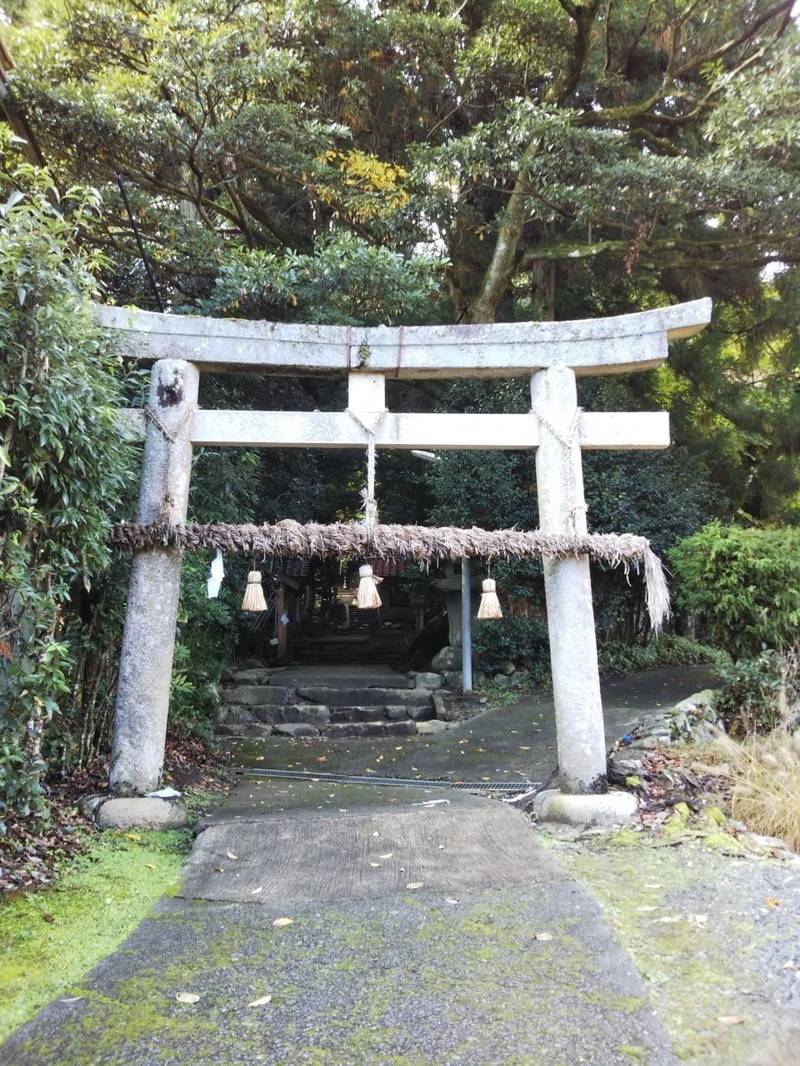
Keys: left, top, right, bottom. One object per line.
{"left": 226, "top": 665, "right": 718, "bottom": 787}
{"left": 2, "top": 668, "right": 714, "bottom": 1065}
{"left": 4, "top": 786, "right": 677, "bottom": 1066}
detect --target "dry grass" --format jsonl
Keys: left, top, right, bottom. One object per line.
{"left": 715, "top": 674, "right": 800, "bottom": 852}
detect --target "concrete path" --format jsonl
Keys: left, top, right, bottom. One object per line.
{"left": 2, "top": 669, "right": 714, "bottom": 1065}
{"left": 4, "top": 784, "right": 677, "bottom": 1066}
{"left": 227, "top": 665, "right": 718, "bottom": 787}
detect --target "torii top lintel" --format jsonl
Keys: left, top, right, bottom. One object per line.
{"left": 93, "top": 298, "right": 711, "bottom": 380}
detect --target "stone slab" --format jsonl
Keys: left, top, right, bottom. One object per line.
{"left": 225, "top": 685, "right": 294, "bottom": 706}
{"left": 94, "top": 796, "right": 188, "bottom": 830}
{"left": 534, "top": 789, "right": 639, "bottom": 828}
{"left": 181, "top": 803, "right": 562, "bottom": 906}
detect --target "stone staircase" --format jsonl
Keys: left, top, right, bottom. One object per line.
{"left": 216, "top": 663, "right": 438, "bottom": 740}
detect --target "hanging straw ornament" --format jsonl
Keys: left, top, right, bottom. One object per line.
{"left": 477, "top": 577, "right": 503, "bottom": 620}
{"left": 357, "top": 563, "right": 382, "bottom": 609}
{"left": 241, "top": 568, "right": 267, "bottom": 612}
{"left": 350, "top": 412, "right": 383, "bottom": 609}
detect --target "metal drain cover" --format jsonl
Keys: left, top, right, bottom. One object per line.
{"left": 238, "top": 767, "right": 533, "bottom": 794}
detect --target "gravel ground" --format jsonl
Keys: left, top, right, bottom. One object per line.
{"left": 549, "top": 831, "right": 800, "bottom": 1065}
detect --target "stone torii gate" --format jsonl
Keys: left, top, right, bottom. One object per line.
{"left": 97, "top": 297, "right": 711, "bottom": 827}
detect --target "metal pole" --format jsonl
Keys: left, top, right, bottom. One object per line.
{"left": 461, "top": 557, "right": 473, "bottom": 693}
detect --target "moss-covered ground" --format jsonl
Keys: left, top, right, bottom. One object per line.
{"left": 0, "top": 826, "right": 192, "bottom": 1041}
{"left": 547, "top": 828, "right": 800, "bottom": 1064}
{"left": 0, "top": 781, "right": 233, "bottom": 1043}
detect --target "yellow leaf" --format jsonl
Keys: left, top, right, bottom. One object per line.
{"left": 124, "top": 832, "right": 142, "bottom": 842}
{"left": 247, "top": 994, "right": 272, "bottom": 1007}
{"left": 273, "top": 917, "right": 294, "bottom": 927}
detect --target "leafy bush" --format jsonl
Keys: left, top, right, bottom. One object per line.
{"left": 0, "top": 162, "right": 130, "bottom": 816}
{"left": 597, "top": 635, "right": 729, "bottom": 678}
{"left": 715, "top": 647, "right": 800, "bottom": 737}
{"left": 670, "top": 522, "right": 800, "bottom": 659}
{"left": 473, "top": 616, "right": 549, "bottom": 672}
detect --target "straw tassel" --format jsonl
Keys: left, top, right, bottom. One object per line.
{"left": 241, "top": 570, "right": 267, "bottom": 612}
{"left": 477, "top": 577, "right": 503, "bottom": 620}
{"left": 357, "top": 564, "right": 382, "bottom": 609}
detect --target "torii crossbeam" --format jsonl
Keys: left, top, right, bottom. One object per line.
{"left": 99, "top": 297, "right": 711, "bottom": 828}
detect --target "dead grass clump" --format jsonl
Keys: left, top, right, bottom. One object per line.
{"left": 716, "top": 725, "right": 800, "bottom": 852}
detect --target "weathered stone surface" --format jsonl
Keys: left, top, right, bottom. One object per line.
{"left": 417, "top": 719, "right": 449, "bottom": 735}
{"left": 109, "top": 359, "right": 200, "bottom": 797}
{"left": 227, "top": 668, "right": 270, "bottom": 684}
{"left": 95, "top": 796, "right": 189, "bottom": 830}
{"left": 534, "top": 789, "right": 638, "bottom": 828}
{"left": 282, "top": 704, "right": 331, "bottom": 726}
{"left": 79, "top": 794, "right": 107, "bottom": 818}
{"left": 226, "top": 685, "right": 293, "bottom": 706}
{"left": 222, "top": 706, "right": 257, "bottom": 724}
{"left": 443, "top": 671, "right": 463, "bottom": 689}
{"left": 498, "top": 660, "right": 516, "bottom": 676}
{"left": 431, "top": 646, "right": 460, "bottom": 672}
{"left": 407, "top": 704, "right": 434, "bottom": 722}
{"left": 352, "top": 705, "right": 389, "bottom": 722}
{"left": 273, "top": 723, "right": 319, "bottom": 738}
{"left": 385, "top": 705, "right": 410, "bottom": 720}
{"left": 386, "top": 720, "right": 417, "bottom": 737}
{"left": 251, "top": 705, "right": 282, "bottom": 725}
{"left": 492, "top": 674, "right": 515, "bottom": 689}
{"left": 413, "top": 672, "right": 444, "bottom": 690}
{"left": 216, "top": 723, "right": 274, "bottom": 739}
{"left": 298, "top": 686, "right": 431, "bottom": 708}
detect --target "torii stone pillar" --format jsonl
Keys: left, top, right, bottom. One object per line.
{"left": 531, "top": 366, "right": 636, "bottom": 825}
{"left": 109, "top": 358, "right": 199, "bottom": 797}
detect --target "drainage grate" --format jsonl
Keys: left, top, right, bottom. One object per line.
{"left": 237, "top": 767, "right": 534, "bottom": 795}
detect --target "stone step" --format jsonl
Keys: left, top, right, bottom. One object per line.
{"left": 216, "top": 718, "right": 418, "bottom": 741}
{"left": 321, "top": 721, "right": 417, "bottom": 739}
{"left": 297, "top": 686, "right": 433, "bottom": 709}
{"left": 224, "top": 685, "right": 295, "bottom": 706}
{"left": 216, "top": 723, "right": 274, "bottom": 738}
{"left": 224, "top": 703, "right": 330, "bottom": 727}
{"left": 224, "top": 668, "right": 271, "bottom": 685}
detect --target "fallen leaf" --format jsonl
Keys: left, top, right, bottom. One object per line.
{"left": 445, "top": 898, "right": 459, "bottom": 905}
{"left": 766, "top": 897, "right": 780, "bottom": 908}
{"left": 369, "top": 862, "right": 381, "bottom": 868}
{"left": 175, "top": 992, "right": 200, "bottom": 1005}
{"left": 406, "top": 882, "right": 424, "bottom": 890}
{"left": 250, "top": 886, "right": 263, "bottom": 895}
{"left": 379, "top": 852, "right": 393, "bottom": 860}
{"left": 124, "top": 832, "right": 142, "bottom": 842}
{"left": 213, "top": 866, "right": 225, "bottom": 873}
{"left": 273, "top": 917, "right": 294, "bottom": 927}
{"left": 226, "top": 852, "right": 239, "bottom": 861}
{"left": 535, "top": 932, "right": 553, "bottom": 942}
{"left": 247, "top": 994, "right": 272, "bottom": 1007}
{"left": 717, "top": 1016, "right": 744, "bottom": 1026}
{"left": 145, "top": 863, "right": 156, "bottom": 870}
{"left": 42, "top": 913, "right": 55, "bottom": 924}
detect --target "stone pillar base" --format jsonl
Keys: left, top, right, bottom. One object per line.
{"left": 534, "top": 789, "right": 638, "bottom": 828}
{"left": 80, "top": 793, "right": 189, "bottom": 830}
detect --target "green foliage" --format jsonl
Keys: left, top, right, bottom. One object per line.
{"left": 199, "top": 232, "right": 445, "bottom": 326}
{"left": 713, "top": 650, "right": 796, "bottom": 737}
{"left": 670, "top": 523, "right": 800, "bottom": 659}
{"left": 473, "top": 616, "right": 549, "bottom": 672}
{"left": 0, "top": 157, "right": 131, "bottom": 815}
{"left": 596, "top": 636, "right": 729, "bottom": 679}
